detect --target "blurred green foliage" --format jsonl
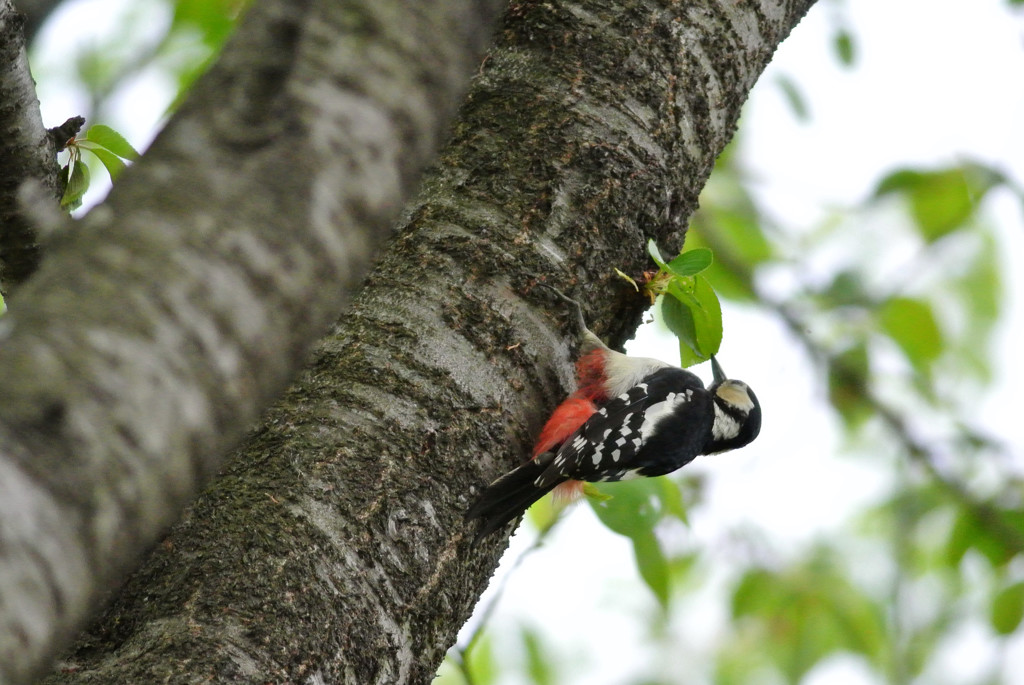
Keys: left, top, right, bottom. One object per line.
{"left": 687, "top": 141, "right": 1020, "bottom": 683}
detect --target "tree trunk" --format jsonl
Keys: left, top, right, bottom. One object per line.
{"left": 0, "top": 0, "right": 814, "bottom": 682}
{"left": 0, "top": 0, "right": 504, "bottom": 682}
{"left": 0, "top": 0, "right": 61, "bottom": 296}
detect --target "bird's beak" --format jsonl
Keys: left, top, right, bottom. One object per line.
{"left": 711, "top": 355, "right": 727, "bottom": 384}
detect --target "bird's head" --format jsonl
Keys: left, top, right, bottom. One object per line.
{"left": 706, "top": 356, "right": 761, "bottom": 453}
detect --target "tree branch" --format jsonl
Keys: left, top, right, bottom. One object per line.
{"left": 0, "top": 0, "right": 505, "bottom": 681}
{"left": 35, "top": 0, "right": 815, "bottom": 682}
{"left": 0, "top": 0, "right": 62, "bottom": 297}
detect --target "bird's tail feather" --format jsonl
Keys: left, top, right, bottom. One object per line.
{"left": 466, "top": 460, "right": 558, "bottom": 545}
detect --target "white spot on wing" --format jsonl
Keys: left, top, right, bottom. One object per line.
{"left": 638, "top": 392, "right": 689, "bottom": 440}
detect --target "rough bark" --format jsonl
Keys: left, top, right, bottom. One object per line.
{"left": 0, "top": 0, "right": 505, "bottom": 682}
{"left": 31, "top": 0, "right": 815, "bottom": 683}
{"left": 0, "top": 0, "right": 61, "bottom": 297}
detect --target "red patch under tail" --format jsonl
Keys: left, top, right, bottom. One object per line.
{"left": 532, "top": 397, "right": 598, "bottom": 457}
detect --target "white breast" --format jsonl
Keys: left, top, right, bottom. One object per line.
{"left": 602, "top": 350, "right": 671, "bottom": 398}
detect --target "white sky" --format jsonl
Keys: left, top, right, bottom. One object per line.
{"left": 29, "top": 0, "right": 1024, "bottom": 683}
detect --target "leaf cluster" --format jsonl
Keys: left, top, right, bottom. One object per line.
{"left": 58, "top": 124, "right": 139, "bottom": 210}
{"left": 640, "top": 241, "right": 723, "bottom": 368}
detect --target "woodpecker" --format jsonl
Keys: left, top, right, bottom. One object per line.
{"left": 466, "top": 301, "right": 761, "bottom": 544}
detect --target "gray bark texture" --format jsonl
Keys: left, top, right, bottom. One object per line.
{"left": 0, "top": 0, "right": 61, "bottom": 297}
{"left": 0, "top": 0, "right": 505, "bottom": 682}
{"left": 0, "top": 0, "right": 815, "bottom": 682}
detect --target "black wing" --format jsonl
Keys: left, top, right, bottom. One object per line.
{"left": 536, "top": 367, "right": 711, "bottom": 486}
{"left": 466, "top": 367, "right": 710, "bottom": 545}
{"left": 464, "top": 455, "right": 560, "bottom": 545}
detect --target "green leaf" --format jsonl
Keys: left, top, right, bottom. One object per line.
{"left": 647, "top": 239, "right": 668, "bottom": 270}
{"left": 83, "top": 124, "right": 139, "bottom": 161}
{"left": 828, "top": 344, "right": 872, "bottom": 429}
{"left": 731, "top": 557, "right": 889, "bottom": 680}
{"left": 908, "top": 170, "right": 973, "bottom": 240}
{"left": 657, "top": 478, "right": 689, "bottom": 525}
{"left": 668, "top": 551, "right": 700, "bottom": 587}
{"left": 581, "top": 482, "right": 613, "bottom": 503}
{"left": 588, "top": 479, "right": 692, "bottom": 607}
{"left": 588, "top": 479, "right": 663, "bottom": 537}
{"left": 632, "top": 531, "right": 671, "bottom": 609}
{"left": 875, "top": 168, "right": 983, "bottom": 241}
{"left": 172, "top": 0, "right": 241, "bottom": 49}
{"left": 776, "top": 74, "right": 810, "bottom": 122}
{"left": 878, "top": 297, "right": 943, "bottom": 373}
{"left": 826, "top": 579, "right": 888, "bottom": 662}
{"left": 945, "top": 508, "right": 1024, "bottom": 568}
{"left": 84, "top": 146, "right": 128, "bottom": 182}
{"left": 731, "top": 568, "right": 783, "bottom": 618}
{"left": 950, "top": 232, "right": 1001, "bottom": 381}
{"left": 874, "top": 168, "right": 928, "bottom": 196}
{"left": 820, "top": 270, "right": 869, "bottom": 308}
{"left": 521, "top": 627, "right": 555, "bottom": 685}
{"left": 661, "top": 291, "right": 701, "bottom": 365}
{"left": 464, "top": 633, "right": 498, "bottom": 685}
{"left": 665, "top": 248, "right": 713, "bottom": 278}
{"left": 991, "top": 582, "right": 1024, "bottom": 635}
{"left": 664, "top": 276, "right": 723, "bottom": 365}
{"left": 960, "top": 233, "right": 1001, "bottom": 329}
{"left": 833, "top": 29, "right": 856, "bottom": 66}
{"left": 60, "top": 161, "right": 90, "bottom": 210}
{"left": 690, "top": 276, "right": 724, "bottom": 358}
